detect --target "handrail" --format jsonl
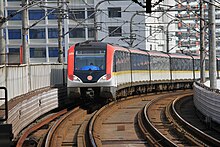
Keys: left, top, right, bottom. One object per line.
{"left": 195, "top": 81, "right": 220, "bottom": 94}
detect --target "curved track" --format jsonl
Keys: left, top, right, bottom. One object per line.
{"left": 17, "top": 100, "right": 101, "bottom": 147}
{"left": 171, "top": 96, "right": 220, "bottom": 146}
{"left": 44, "top": 101, "right": 102, "bottom": 147}
{"left": 89, "top": 93, "right": 170, "bottom": 146}
{"left": 17, "top": 109, "right": 67, "bottom": 147}
{"left": 139, "top": 90, "right": 220, "bottom": 147}
{"left": 45, "top": 107, "right": 89, "bottom": 147}
{"left": 17, "top": 90, "right": 220, "bottom": 147}
{"left": 138, "top": 90, "right": 199, "bottom": 146}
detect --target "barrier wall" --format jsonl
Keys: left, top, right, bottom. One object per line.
{"left": 7, "top": 88, "right": 67, "bottom": 137}
{"left": 193, "top": 82, "right": 220, "bottom": 124}
{"left": 0, "top": 64, "right": 67, "bottom": 105}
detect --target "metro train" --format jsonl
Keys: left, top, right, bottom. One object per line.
{"left": 67, "top": 41, "right": 219, "bottom": 102}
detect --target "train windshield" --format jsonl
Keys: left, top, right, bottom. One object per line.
{"left": 74, "top": 48, "right": 106, "bottom": 71}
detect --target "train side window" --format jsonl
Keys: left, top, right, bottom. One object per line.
{"left": 113, "top": 54, "right": 116, "bottom": 72}
{"left": 118, "top": 51, "right": 122, "bottom": 71}
{"left": 115, "top": 51, "right": 119, "bottom": 72}
{"left": 144, "top": 55, "right": 149, "bottom": 70}
{"left": 126, "top": 52, "right": 130, "bottom": 70}
{"left": 131, "top": 53, "right": 139, "bottom": 70}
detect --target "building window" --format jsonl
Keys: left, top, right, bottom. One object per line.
{"left": 30, "top": 48, "right": 46, "bottom": 58}
{"left": 9, "top": 48, "right": 19, "bottom": 54}
{"left": 48, "top": 28, "right": 58, "bottom": 38}
{"left": 29, "top": 29, "right": 46, "bottom": 39}
{"left": 88, "top": 28, "right": 94, "bottom": 38}
{"left": 8, "top": 29, "right": 21, "bottom": 39}
{"left": 87, "top": 8, "right": 94, "bottom": 18}
{"left": 108, "top": 26, "right": 122, "bottom": 37}
{"left": 70, "top": 8, "right": 85, "bottom": 20}
{"left": 29, "top": 10, "right": 45, "bottom": 20}
{"left": 69, "top": 28, "right": 85, "bottom": 38}
{"left": 108, "top": 7, "right": 121, "bottom": 18}
{"left": 7, "top": 10, "right": 22, "bottom": 20}
{"left": 47, "top": 9, "right": 58, "bottom": 19}
{"left": 49, "top": 47, "right": 58, "bottom": 57}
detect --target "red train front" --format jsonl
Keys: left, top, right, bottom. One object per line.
{"left": 67, "top": 41, "right": 115, "bottom": 101}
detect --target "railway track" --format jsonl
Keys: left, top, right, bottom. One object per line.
{"left": 138, "top": 90, "right": 220, "bottom": 146}
{"left": 89, "top": 93, "right": 164, "bottom": 146}
{"left": 17, "top": 109, "right": 68, "bottom": 147}
{"left": 45, "top": 107, "right": 89, "bottom": 147}
{"left": 16, "top": 90, "right": 220, "bottom": 147}
{"left": 16, "top": 101, "right": 102, "bottom": 147}
{"left": 171, "top": 95, "right": 220, "bottom": 146}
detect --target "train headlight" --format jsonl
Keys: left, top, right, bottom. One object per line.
{"left": 106, "top": 74, "right": 111, "bottom": 80}
{"left": 73, "top": 75, "right": 82, "bottom": 82}
{"left": 101, "top": 75, "right": 107, "bottom": 80}
{"left": 99, "top": 74, "right": 111, "bottom": 81}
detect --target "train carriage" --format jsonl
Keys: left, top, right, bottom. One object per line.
{"left": 67, "top": 42, "right": 116, "bottom": 100}
{"left": 169, "top": 53, "right": 194, "bottom": 81}
{"left": 67, "top": 41, "right": 219, "bottom": 102}
{"left": 147, "top": 51, "right": 170, "bottom": 82}
{"left": 129, "top": 49, "right": 150, "bottom": 85}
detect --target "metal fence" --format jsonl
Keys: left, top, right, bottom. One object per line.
{"left": 0, "top": 64, "right": 67, "bottom": 105}
{"left": 193, "top": 82, "right": 220, "bottom": 124}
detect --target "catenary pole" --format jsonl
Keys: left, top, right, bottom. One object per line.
{"left": 209, "top": 0, "right": 217, "bottom": 89}
{"left": 200, "top": 0, "right": 206, "bottom": 83}
{"left": 58, "top": 0, "right": 63, "bottom": 63}
{"left": 22, "top": 0, "right": 29, "bottom": 65}
{"left": 22, "top": 0, "right": 31, "bottom": 91}
{"left": 0, "top": 0, "right": 5, "bottom": 64}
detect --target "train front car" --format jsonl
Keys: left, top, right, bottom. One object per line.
{"left": 67, "top": 42, "right": 115, "bottom": 102}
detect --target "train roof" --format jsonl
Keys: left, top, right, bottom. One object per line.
{"left": 169, "top": 53, "right": 193, "bottom": 59}
{"left": 73, "top": 41, "right": 215, "bottom": 60}
{"left": 147, "top": 50, "right": 169, "bottom": 57}
{"left": 75, "top": 41, "right": 108, "bottom": 48}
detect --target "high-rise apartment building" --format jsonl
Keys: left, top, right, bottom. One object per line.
{"left": 176, "top": 0, "right": 220, "bottom": 54}
{"left": 175, "top": 0, "right": 200, "bottom": 53}
{"left": 3, "top": 0, "right": 146, "bottom": 63}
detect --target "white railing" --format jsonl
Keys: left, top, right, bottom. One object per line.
{"left": 193, "top": 82, "right": 220, "bottom": 124}
{"left": 0, "top": 64, "right": 67, "bottom": 105}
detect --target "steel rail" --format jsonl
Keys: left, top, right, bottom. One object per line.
{"left": 172, "top": 96, "right": 220, "bottom": 146}
{"left": 142, "top": 95, "right": 177, "bottom": 147}
{"left": 16, "top": 109, "right": 67, "bottom": 147}
{"left": 45, "top": 107, "right": 82, "bottom": 147}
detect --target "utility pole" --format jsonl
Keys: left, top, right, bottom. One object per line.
{"left": 209, "top": 0, "right": 217, "bottom": 89}
{"left": 22, "top": 0, "right": 29, "bottom": 65}
{"left": 57, "top": 0, "right": 63, "bottom": 63}
{"left": 22, "top": 0, "right": 31, "bottom": 91}
{"left": 200, "top": 0, "right": 206, "bottom": 83}
{"left": 0, "top": 0, "right": 5, "bottom": 64}
{"left": 63, "top": 0, "right": 69, "bottom": 63}
{"left": 94, "top": 0, "right": 106, "bottom": 41}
